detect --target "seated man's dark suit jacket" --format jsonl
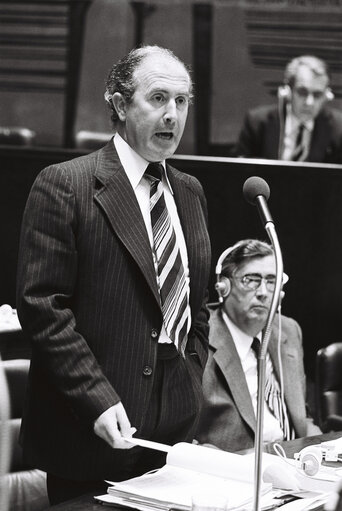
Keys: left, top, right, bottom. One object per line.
{"left": 16, "top": 140, "right": 211, "bottom": 481}
{"left": 196, "top": 305, "right": 320, "bottom": 452}
{"left": 236, "top": 103, "right": 342, "bottom": 164}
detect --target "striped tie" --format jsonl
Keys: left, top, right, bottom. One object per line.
{"left": 145, "top": 163, "right": 190, "bottom": 354}
{"left": 252, "top": 338, "right": 295, "bottom": 441}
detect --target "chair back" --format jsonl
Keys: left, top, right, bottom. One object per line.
{"left": 2, "top": 359, "right": 30, "bottom": 471}
{"left": 1, "top": 359, "right": 49, "bottom": 510}
{"left": 316, "top": 342, "right": 342, "bottom": 432}
{"left": 0, "top": 127, "right": 36, "bottom": 146}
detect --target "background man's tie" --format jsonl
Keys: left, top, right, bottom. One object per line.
{"left": 251, "top": 338, "right": 295, "bottom": 440}
{"left": 145, "top": 162, "right": 190, "bottom": 355}
{"left": 292, "top": 124, "right": 306, "bottom": 161}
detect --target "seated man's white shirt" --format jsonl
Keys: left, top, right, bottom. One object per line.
{"left": 282, "top": 105, "right": 314, "bottom": 161}
{"left": 114, "top": 133, "right": 191, "bottom": 344}
{"left": 222, "top": 311, "right": 284, "bottom": 443}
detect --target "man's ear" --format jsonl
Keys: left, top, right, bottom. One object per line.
{"left": 112, "top": 92, "right": 127, "bottom": 121}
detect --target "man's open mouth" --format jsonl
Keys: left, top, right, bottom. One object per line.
{"left": 156, "top": 132, "right": 174, "bottom": 140}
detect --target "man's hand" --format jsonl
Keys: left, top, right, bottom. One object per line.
{"left": 94, "top": 402, "right": 136, "bottom": 449}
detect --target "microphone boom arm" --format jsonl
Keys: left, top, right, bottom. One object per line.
{"left": 253, "top": 221, "right": 283, "bottom": 511}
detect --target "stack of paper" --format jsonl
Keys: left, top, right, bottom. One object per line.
{"left": 95, "top": 442, "right": 271, "bottom": 510}
{"left": 95, "top": 441, "right": 339, "bottom": 510}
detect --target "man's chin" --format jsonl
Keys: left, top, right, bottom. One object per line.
{"left": 148, "top": 141, "right": 179, "bottom": 161}
{"left": 298, "top": 112, "right": 315, "bottom": 123}
{"left": 249, "top": 308, "right": 269, "bottom": 322}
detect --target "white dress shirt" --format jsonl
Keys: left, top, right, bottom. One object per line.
{"left": 282, "top": 105, "right": 314, "bottom": 161}
{"left": 114, "top": 133, "right": 191, "bottom": 344}
{"left": 222, "top": 311, "right": 284, "bottom": 443}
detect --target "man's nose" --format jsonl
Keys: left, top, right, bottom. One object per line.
{"left": 256, "top": 279, "right": 268, "bottom": 296}
{"left": 305, "top": 93, "right": 315, "bottom": 106}
{"left": 163, "top": 100, "right": 177, "bottom": 123}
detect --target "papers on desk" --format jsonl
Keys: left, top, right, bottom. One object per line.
{"left": 94, "top": 441, "right": 338, "bottom": 511}
{"left": 321, "top": 436, "right": 342, "bottom": 455}
{"left": 0, "top": 304, "right": 21, "bottom": 331}
{"left": 95, "top": 442, "right": 272, "bottom": 510}
{"left": 273, "top": 493, "right": 332, "bottom": 511}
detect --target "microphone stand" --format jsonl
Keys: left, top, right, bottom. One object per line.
{"left": 253, "top": 221, "right": 283, "bottom": 511}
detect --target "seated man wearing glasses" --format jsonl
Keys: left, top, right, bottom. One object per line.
{"left": 234, "top": 55, "right": 342, "bottom": 163}
{"left": 196, "top": 239, "right": 321, "bottom": 452}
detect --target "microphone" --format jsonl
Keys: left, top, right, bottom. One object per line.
{"left": 243, "top": 176, "right": 283, "bottom": 511}
{"left": 243, "top": 176, "right": 273, "bottom": 226}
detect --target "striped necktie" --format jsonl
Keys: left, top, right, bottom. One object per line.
{"left": 251, "top": 338, "right": 295, "bottom": 441}
{"left": 292, "top": 124, "right": 306, "bottom": 161}
{"left": 145, "top": 163, "right": 190, "bottom": 354}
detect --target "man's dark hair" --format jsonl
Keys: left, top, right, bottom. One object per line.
{"left": 104, "top": 45, "right": 193, "bottom": 126}
{"left": 221, "top": 239, "right": 274, "bottom": 278}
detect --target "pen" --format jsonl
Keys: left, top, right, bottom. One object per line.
{"left": 261, "top": 495, "right": 300, "bottom": 511}
{"left": 262, "top": 501, "right": 287, "bottom": 511}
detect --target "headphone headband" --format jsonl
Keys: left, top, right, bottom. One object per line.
{"left": 215, "top": 241, "right": 244, "bottom": 278}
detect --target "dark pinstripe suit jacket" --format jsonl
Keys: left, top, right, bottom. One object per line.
{"left": 16, "top": 140, "right": 211, "bottom": 480}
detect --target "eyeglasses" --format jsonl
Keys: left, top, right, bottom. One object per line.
{"left": 293, "top": 87, "right": 325, "bottom": 100}
{"left": 233, "top": 273, "right": 276, "bottom": 292}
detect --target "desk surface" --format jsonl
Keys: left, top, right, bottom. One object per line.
{"left": 44, "top": 431, "right": 342, "bottom": 510}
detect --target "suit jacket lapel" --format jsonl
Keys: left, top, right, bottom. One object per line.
{"left": 211, "top": 309, "right": 256, "bottom": 432}
{"left": 268, "top": 322, "right": 301, "bottom": 433}
{"left": 268, "top": 111, "right": 282, "bottom": 160}
{"left": 93, "top": 141, "right": 160, "bottom": 305}
{"left": 267, "top": 324, "right": 283, "bottom": 383}
{"left": 262, "top": 107, "right": 282, "bottom": 159}
{"left": 167, "top": 164, "right": 208, "bottom": 317}
{"left": 308, "top": 111, "right": 330, "bottom": 162}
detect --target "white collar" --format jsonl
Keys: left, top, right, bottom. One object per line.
{"left": 114, "top": 133, "right": 173, "bottom": 193}
{"left": 286, "top": 105, "right": 314, "bottom": 133}
{"left": 221, "top": 310, "right": 261, "bottom": 361}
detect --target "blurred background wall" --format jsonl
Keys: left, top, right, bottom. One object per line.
{"left": 1, "top": 0, "right": 341, "bottom": 155}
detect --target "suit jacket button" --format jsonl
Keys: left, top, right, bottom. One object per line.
{"left": 151, "top": 328, "right": 159, "bottom": 339}
{"left": 143, "top": 365, "right": 153, "bottom": 376}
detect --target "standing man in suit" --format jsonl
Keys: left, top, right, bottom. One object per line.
{"left": 16, "top": 45, "right": 211, "bottom": 505}
{"left": 235, "top": 55, "right": 342, "bottom": 163}
{"left": 196, "top": 239, "right": 320, "bottom": 453}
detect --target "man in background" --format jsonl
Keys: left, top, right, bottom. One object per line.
{"left": 235, "top": 55, "right": 342, "bottom": 163}
{"left": 196, "top": 239, "right": 321, "bottom": 452}
{"left": 16, "top": 45, "right": 211, "bottom": 504}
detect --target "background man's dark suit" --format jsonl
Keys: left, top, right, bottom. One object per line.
{"left": 196, "top": 306, "right": 320, "bottom": 453}
{"left": 16, "top": 140, "right": 211, "bottom": 481}
{"left": 236, "top": 104, "right": 342, "bottom": 163}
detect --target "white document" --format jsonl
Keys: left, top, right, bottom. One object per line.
{"left": 95, "top": 442, "right": 339, "bottom": 510}
{"left": 95, "top": 442, "right": 271, "bottom": 510}
{"left": 321, "top": 436, "right": 342, "bottom": 453}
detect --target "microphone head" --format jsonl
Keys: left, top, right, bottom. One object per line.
{"left": 243, "top": 176, "right": 270, "bottom": 205}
